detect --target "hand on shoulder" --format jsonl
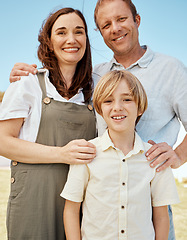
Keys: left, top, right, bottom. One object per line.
{"left": 9, "top": 63, "right": 38, "bottom": 83}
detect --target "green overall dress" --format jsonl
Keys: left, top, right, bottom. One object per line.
{"left": 7, "top": 72, "right": 97, "bottom": 240}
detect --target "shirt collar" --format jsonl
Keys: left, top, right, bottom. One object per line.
{"left": 38, "top": 68, "right": 85, "bottom": 104}
{"left": 100, "top": 130, "right": 145, "bottom": 157}
{"left": 110, "top": 45, "right": 154, "bottom": 70}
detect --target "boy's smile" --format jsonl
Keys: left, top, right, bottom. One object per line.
{"left": 101, "top": 79, "right": 139, "bottom": 138}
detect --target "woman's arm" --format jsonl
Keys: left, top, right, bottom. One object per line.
{"left": 0, "top": 118, "right": 96, "bottom": 164}
{"left": 152, "top": 205, "right": 169, "bottom": 240}
{"left": 64, "top": 200, "right": 82, "bottom": 240}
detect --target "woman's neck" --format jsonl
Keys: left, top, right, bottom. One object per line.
{"left": 59, "top": 64, "right": 77, "bottom": 89}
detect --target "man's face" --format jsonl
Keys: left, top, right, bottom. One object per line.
{"left": 96, "top": 0, "right": 140, "bottom": 58}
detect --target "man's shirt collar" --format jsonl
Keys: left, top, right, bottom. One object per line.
{"left": 110, "top": 45, "right": 154, "bottom": 70}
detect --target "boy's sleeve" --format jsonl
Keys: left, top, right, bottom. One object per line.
{"left": 151, "top": 167, "right": 180, "bottom": 207}
{"left": 60, "top": 164, "right": 90, "bottom": 202}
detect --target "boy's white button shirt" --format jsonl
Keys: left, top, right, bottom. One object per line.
{"left": 61, "top": 130, "right": 179, "bottom": 240}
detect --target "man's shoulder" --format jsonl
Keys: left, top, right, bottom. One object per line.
{"left": 93, "top": 62, "right": 111, "bottom": 76}
{"left": 153, "top": 51, "right": 185, "bottom": 67}
{"left": 93, "top": 61, "right": 112, "bottom": 86}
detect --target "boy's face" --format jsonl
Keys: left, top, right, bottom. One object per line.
{"left": 101, "top": 79, "right": 139, "bottom": 136}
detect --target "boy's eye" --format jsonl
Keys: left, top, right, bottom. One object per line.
{"left": 123, "top": 97, "right": 133, "bottom": 102}
{"left": 103, "top": 99, "right": 112, "bottom": 103}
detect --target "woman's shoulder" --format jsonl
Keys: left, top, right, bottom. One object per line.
{"left": 2, "top": 73, "right": 42, "bottom": 106}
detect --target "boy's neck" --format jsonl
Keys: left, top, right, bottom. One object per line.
{"left": 108, "top": 129, "right": 135, "bottom": 155}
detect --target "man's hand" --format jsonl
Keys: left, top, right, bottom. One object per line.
{"left": 146, "top": 140, "right": 183, "bottom": 172}
{"left": 9, "top": 63, "right": 38, "bottom": 83}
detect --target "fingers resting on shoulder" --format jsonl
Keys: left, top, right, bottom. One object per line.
{"left": 145, "top": 141, "right": 182, "bottom": 172}
{"left": 61, "top": 139, "right": 96, "bottom": 165}
{"left": 9, "top": 63, "right": 38, "bottom": 83}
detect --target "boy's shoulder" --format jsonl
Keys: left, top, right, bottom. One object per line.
{"left": 135, "top": 133, "right": 152, "bottom": 152}
{"left": 89, "top": 136, "right": 102, "bottom": 149}
{"left": 89, "top": 132, "right": 111, "bottom": 154}
{"left": 142, "top": 140, "right": 152, "bottom": 152}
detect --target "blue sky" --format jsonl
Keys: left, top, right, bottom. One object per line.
{"left": 1, "top": 0, "right": 187, "bottom": 91}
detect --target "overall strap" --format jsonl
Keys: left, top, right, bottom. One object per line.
{"left": 37, "top": 71, "right": 47, "bottom": 98}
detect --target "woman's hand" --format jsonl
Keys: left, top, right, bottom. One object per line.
{"left": 59, "top": 139, "right": 96, "bottom": 165}
{"left": 9, "top": 63, "right": 38, "bottom": 83}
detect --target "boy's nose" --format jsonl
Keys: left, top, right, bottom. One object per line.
{"left": 113, "top": 101, "right": 123, "bottom": 111}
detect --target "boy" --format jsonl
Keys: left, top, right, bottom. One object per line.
{"left": 61, "top": 70, "right": 179, "bottom": 240}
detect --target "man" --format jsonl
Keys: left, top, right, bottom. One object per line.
{"left": 9, "top": 1, "right": 187, "bottom": 239}
{"left": 92, "top": 1, "right": 187, "bottom": 239}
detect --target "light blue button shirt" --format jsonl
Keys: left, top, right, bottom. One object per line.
{"left": 93, "top": 46, "right": 187, "bottom": 147}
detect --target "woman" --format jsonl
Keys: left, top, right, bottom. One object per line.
{"left": 0, "top": 8, "right": 96, "bottom": 240}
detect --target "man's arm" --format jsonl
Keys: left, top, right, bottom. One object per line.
{"left": 152, "top": 206, "right": 169, "bottom": 240}
{"left": 64, "top": 200, "right": 82, "bottom": 240}
{"left": 146, "top": 135, "right": 187, "bottom": 171}
{"left": 9, "top": 63, "right": 38, "bottom": 82}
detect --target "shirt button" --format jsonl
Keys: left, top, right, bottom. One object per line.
{"left": 122, "top": 159, "right": 125, "bottom": 162}
{"left": 12, "top": 161, "right": 18, "bottom": 166}
{"left": 43, "top": 97, "right": 51, "bottom": 104}
{"left": 11, "top": 177, "right": 15, "bottom": 184}
{"left": 121, "top": 205, "right": 125, "bottom": 209}
{"left": 121, "top": 230, "right": 125, "bottom": 234}
{"left": 87, "top": 104, "right": 93, "bottom": 111}
{"left": 122, "top": 182, "right": 125, "bottom": 186}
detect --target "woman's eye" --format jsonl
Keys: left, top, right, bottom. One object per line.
{"left": 75, "top": 31, "right": 84, "bottom": 34}
{"left": 58, "top": 31, "right": 66, "bottom": 35}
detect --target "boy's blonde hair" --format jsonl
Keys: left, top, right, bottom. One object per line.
{"left": 93, "top": 70, "right": 148, "bottom": 125}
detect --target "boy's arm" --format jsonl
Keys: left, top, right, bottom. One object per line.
{"left": 152, "top": 205, "right": 169, "bottom": 240}
{"left": 64, "top": 200, "right": 82, "bottom": 240}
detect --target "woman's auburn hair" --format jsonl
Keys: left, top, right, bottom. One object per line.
{"left": 37, "top": 8, "right": 93, "bottom": 102}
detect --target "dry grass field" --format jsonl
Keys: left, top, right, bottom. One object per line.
{"left": 0, "top": 169, "right": 186, "bottom": 239}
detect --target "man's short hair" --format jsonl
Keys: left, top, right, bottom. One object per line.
{"left": 94, "top": 0, "right": 138, "bottom": 30}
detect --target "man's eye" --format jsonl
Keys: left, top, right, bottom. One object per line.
{"left": 102, "top": 23, "right": 110, "bottom": 29}
{"left": 119, "top": 17, "right": 127, "bottom": 22}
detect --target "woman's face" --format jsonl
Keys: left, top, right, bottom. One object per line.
{"left": 51, "top": 12, "right": 87, "bottom": 68}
